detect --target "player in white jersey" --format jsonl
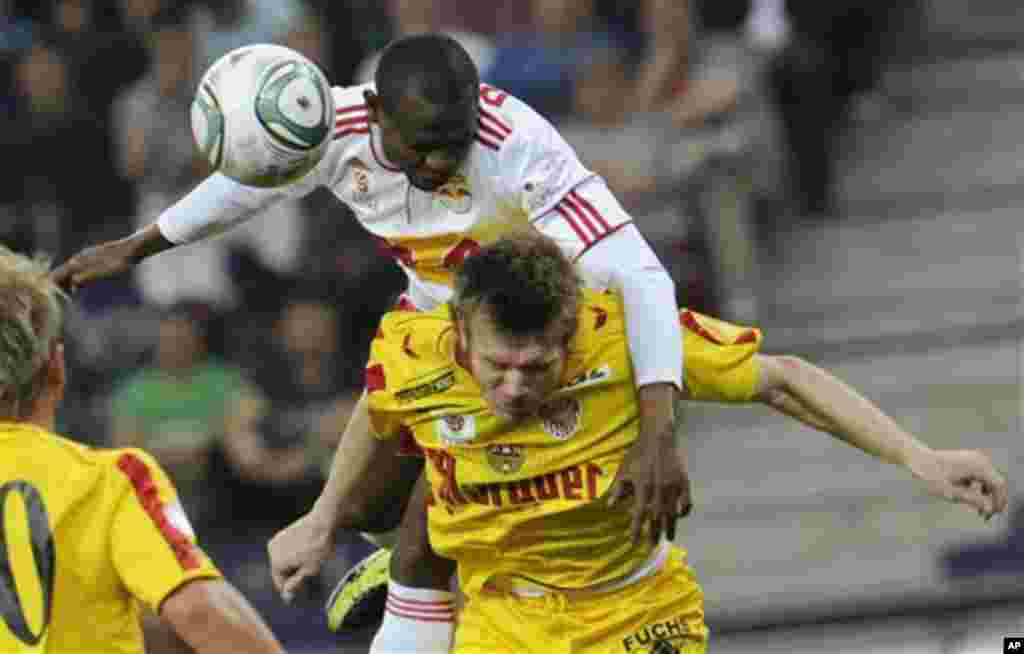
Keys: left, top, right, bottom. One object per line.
{"left": 54, "top": 34, "right": 690, "bottom": 650}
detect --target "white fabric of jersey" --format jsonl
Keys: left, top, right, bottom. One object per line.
{"left": 157, "top": 83, "right": 682, "bottom": 390}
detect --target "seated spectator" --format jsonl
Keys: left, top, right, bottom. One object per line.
{"left": 190, "top": 0, "right": 314, "bottom": 73}
{"left": 483, "top": 0, "right": 613, "bottom": 120}
{"left": 108, "top": 300, "right": 245, "bottom": 528}
{"left": 218, "top": 292, "right": 360, "bottom": 536}
{"left": 352, "top": 0, "right": 495, "bottom": 87}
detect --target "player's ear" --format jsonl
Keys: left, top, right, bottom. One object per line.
{"left": 46, "top": 340, "right": 66, "bottom": 398}
{"left": 364, "top": 89, "right": 379, "bottom": 122}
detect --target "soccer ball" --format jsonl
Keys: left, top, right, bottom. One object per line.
{"left": 190, "top": 44, "right": 334, "bottom": 187}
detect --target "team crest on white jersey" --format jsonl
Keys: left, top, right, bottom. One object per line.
{"left": 350, "top": 159, "right": 376, "bottom": 209}
{"left": 487, "top": 444, "right": 525, "bottom": 474}
{"left": 437, "top": 413, "right": 477, "bottom": 444}
{"left": 434, "top": 173, "right": 472, "bottom": 213}
{"left": 539, "top": 397, "right": 582, "bottom": 441}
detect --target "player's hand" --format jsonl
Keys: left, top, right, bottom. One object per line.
{"left": 607, "top": 425, "right": 692, "bottom": 546}
{"left": 267, "top": 511, "right": 335, "bottom": 604}
{"left": 51, "top": 239, "right": 137, "bottom": 292}
{"left": 907, "top": 448, "right": 1008, "bottom": 520}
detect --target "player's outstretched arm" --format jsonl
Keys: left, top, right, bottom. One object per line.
{"left": 51, "top": 223, "right": 175, "bottom": 291}
{"left": 160, "top": 578, "right": 284, "bottom": 654}
{"left": 753, "top": 354, "right": 1008, "bottom": 519}
{"left": 51, "top": 172, "right": 283, "bottom": 291}
{"left": 268, "top": 393, "right": 421, "bottom": 603}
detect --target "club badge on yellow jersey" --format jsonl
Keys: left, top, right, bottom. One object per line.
{"left": 486, "top": 444, "right": 526, "bottom": 474}
{"left": 437, "top": 413, "right": 477, "bottom": 444}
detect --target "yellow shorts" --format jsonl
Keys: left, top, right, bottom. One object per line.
{"left": 454, "top": 548, "right": 708, "bottom": 654}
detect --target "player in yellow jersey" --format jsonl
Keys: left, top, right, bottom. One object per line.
{"left": 354, "top": 232, "right": 1006, "bottom": 654}
{"left": 0, "top": 247, "right": 284, "bottom": 653}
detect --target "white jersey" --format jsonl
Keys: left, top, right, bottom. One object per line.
{"left": 158, "top": 83, "right": 683, "bottom": 389}
{"left": 285, "top": 83, "right": 628, "bottom": 308}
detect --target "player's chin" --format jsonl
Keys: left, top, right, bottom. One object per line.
{"left": 407, "top": 169, "right": 453, "bottom": 191}
{"left": 492, "top": 403, "right": 539, "bottom": 422}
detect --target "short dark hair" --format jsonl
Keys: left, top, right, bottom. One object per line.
{"left": 375, "top": 33, "right": 479, "bottom": 115}
{"left": 452, "top": 231, "right": 580, "bottom": 341}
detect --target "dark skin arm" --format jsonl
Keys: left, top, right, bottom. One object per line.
{"left": 51, "top": 223, "right": 175, "bottom": 291}
{"left": 608, "top": 382, "right": 692, "bottom": 545}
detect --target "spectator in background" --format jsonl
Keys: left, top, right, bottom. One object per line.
{"left": 11, "top": 38, "right": 108, "bottom": 260}
{"left": 767, "top": 1, "right": 902, "bottom": 217}
{"left": 219, "top": 292, "right": 360, "bottom": 536}
{"left": 190, "top": 0, "right": 313, "bottom": 73}
{"left": 109, "top": 300, "right": 245, "bottom": 528}
{"left": 46, "top": 0, "right": 148, "bottom": 249}
{"left": 352, "top": 0, "right": 495, "bottom": 87}
{"left": 560, "top": 0, "right": 767, "bottom": 321}
{"left": 483, "top": 0, "right": 610, "bottom": 120}
{"left": 114, "top": 7, "right": 203, "bottom": 228}
{"left": 596, "top": 0, "right": 691, "bottom": 115}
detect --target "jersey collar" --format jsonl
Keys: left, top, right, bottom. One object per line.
{"left": 369, "top": 124, "right": 403, "bottom": 173}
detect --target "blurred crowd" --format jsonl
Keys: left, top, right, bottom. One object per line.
{"left": 0, "top": 0, "right": 920, "bottom": 647}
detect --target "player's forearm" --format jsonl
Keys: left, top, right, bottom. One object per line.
{"left": 163, "top": 579, "right": 284, "bottom": 654}
{"left": 770, "top": 356, "right": 932, "bottom": 466}
{"left": 312, "top": 394, "right": 416, "bottom": 533}
{"left": 593, "top": 227, "right": 683, "bottom": 391}
{"left": 156, "top": 172, "right": 280, "bottom": 245}
{"left": 120, "top": 223, "right": 177, "bottom": 263}
{"left": 636, "top": 383, "right": 677, "bottom": 442}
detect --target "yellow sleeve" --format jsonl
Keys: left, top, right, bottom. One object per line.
{"left": 363, "top": 314, "right": 418, "bottom": 441}
{"left": 680, "top": 310, "right": 763, "bottom": 403}
{"left": 109, "top": 449, "right": 222, "bottom": 612}
{"left": 365, "top": 359, "right": 404, "bottom": 440}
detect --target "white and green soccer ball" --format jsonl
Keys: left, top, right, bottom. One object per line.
{"left": 190, "top": 44, "right": 334, "bottom": 187}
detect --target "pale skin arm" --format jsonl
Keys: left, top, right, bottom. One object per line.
{"left": 748, "top": 354, "right": 1008, "bottom": 517}
{"left": 267, "top": 392, "right": 421, "bottom": 602}
{"left": 633, "top": 0, "right": 691, "bottom": 113}
{"left": 160, "top": 578, "right": 284, "bottom": 654}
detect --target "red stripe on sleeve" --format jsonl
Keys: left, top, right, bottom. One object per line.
{"left": 334, "top": 127, "right": 370, "bottom": 140}
{"left": 679, "top": 311, "right": 724, "bottom": 345}
{"left": 478, "top": 108, "right": 512, "bottom": 136}
{"left": 116, "top": 453, "right": 201, "bottom": 570}
{"left": 335, "top": 116, "right": 369, "bottom": 128}
{"left": 559, "top": 197, "right": 600, "bottom": 241}
{"left": 735, "top": 329, "right": 760, "bottom": 344}
{"left": 365, "top": 363, "right": 387, "bottom": 392}
{"left": 336, "top": 104, "right": 368, "bottom": 115}
{"left": 554, "top": 204, "right": 592, "bottom": 245}
{"left": 475, "top": 135, "right": 501, "bottom": 151}
{"left": 476, "top": 119, "right": 506, "bottom": 143}
{"left": 569, "top": 189, "right": 612, "bottom": 232}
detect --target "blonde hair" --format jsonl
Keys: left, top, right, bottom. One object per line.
{"left": 0, "top": 246, "right": 67, "bottom": 412}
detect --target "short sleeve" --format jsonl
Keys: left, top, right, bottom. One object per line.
{"left": 680, "top": 310, "right": 762, "bottom": 403}
{"left": 109, "top": 450, "right": 221, "bottom": 611}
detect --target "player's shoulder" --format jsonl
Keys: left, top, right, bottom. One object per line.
{"left": 9, "top": 424, "right": 99, "bottom": 468}
{"left": 474, "top": 83, "right": 562, "bottom": 153}
{"left": 331, "top": 82, "right": 373, "bottom": 142}
{"left": 367, "top": 306, "right": 456, "bottom": 398}
{"left": 98, "top": 447, "right": 175, "bottom": 494}
{"left": 574, "top": 289, "right": 628, "bottom": 347}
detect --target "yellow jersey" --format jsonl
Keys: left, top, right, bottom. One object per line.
{"left": 366, "top": 291, "right": 761, "bottom": 596}
{"left": 0, "top": 422, "right": 221, "bottom": 653}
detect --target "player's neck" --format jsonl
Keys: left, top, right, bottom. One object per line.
{"left": 18, "top": 394, "right": 59, "bottom": 433}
